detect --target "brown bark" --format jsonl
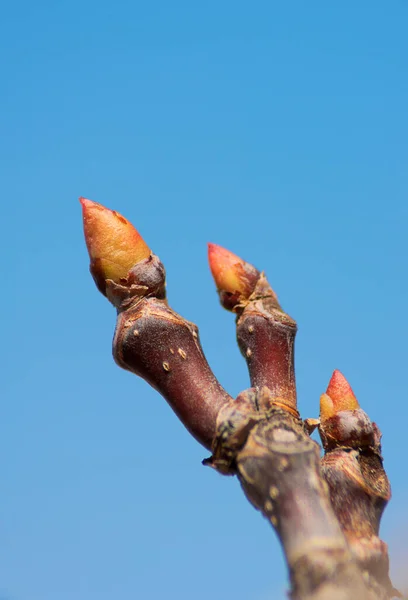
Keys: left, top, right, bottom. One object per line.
{"left": 206, "top": 388, "right": 375, "bottom": 600}
{"left": 80, "top": 201, "right": 398, "bottom": 599}
{"left": 113, "top": 296, "right": 231, "bottom": 449}
{"left": 109, "top": 263, "right": 397, "bottom": 598}
{"left": 317, "top": 406, "right": 399, "bottom": 598}
{"left": 205, "top": 266, "right": 397, "bottom": 599}
{"left": 236, "top": 273, "right": 298, "bottom": 415}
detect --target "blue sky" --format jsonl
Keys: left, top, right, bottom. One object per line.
{"left": 2, "top": 1, "right": 408, "bottom": 598}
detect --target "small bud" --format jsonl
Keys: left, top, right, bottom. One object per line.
{"left": 80, "top": 197, "right": 151, "bottom": 296}
{"left": 207, "top": 243, "right": 260, "bottom": 311}
{"left": 319, "top": 393, "right": 336, "bottom": 421}
{"left": 320, "top": 370, "right": 359, "bottom": 421}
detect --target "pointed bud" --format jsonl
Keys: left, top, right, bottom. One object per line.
{"left": 207, "top": 243, "right": 260, "bottom": 310}
{"left": 319, "top": 393, "right": 336, "bottom": 421}
{"left": 320, "top": 370, "right": 359, "bottom": 421}
{"left": 80, "top": 197, "right": 151, "bottom": 296}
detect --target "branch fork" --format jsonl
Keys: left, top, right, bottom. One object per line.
{"left": 80, "top": 198, "right": 398, "bottom": 600}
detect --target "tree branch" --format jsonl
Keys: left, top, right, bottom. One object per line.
{"left": 80, "top": 200, "right": 398, "bottom": 600}
{"left": 315, "top": 372, "right": 399, "bottom": 598}
{"left": 206, "top": 243, "right": 397, "bottom": 599}
{"left": 113, "top": 296, "right": 231, "bottom": 449}
{"left": 206, "top": 387, "right": 373, "bottom": 600}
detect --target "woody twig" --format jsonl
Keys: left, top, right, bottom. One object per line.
{"left": 315, "top": 371, "right": 399, "bottom": 598}
{"left": 80, "top": 198, "right": 231, "bottom": 448}
{"left": 80, "top": 199, "right": 398, "bottom": 599}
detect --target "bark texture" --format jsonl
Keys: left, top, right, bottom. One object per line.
{"left": 80, "top": 200, "right": 398, "bottom": 599}
{"left": 205, "top": 387, "right": 388, "bottom": 600}
{"left": 113, "top": 296, "right": 232, "bottom": 449}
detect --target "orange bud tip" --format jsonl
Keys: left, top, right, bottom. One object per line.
{"left": 319, "top": 393, "right": 335, "bottom": 420}
{"left": 207, "top": 243, "right": 260, "bottom": 306}
{"left": 80, "top": 197, "right": 151, "bottom": 294}
{"left": 321, "top": 370, "right": 359, "bottom": 419}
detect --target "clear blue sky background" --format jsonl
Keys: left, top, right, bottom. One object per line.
{"left": 2, "top": 1, "right": 407, "bottom": 599}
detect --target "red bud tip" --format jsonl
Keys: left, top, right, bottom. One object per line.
{"left": 326, "top": 370, "right": 358, "bottom": 405}
{"left": 80, "top": 197, "right": 151, "bottom": 295}
{"left": 207, "top": 243, "right": 260, "bottom": 306}
{"left": 320, "top": 370, "right": 360, "bottom": 420}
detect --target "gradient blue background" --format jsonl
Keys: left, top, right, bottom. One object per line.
{"left": 2, "top": 1, "right": 408, "bottom": 599}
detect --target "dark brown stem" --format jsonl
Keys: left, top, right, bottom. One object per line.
{"left": 206, "top": 387, "right": 376, "bottom": 600}
{"left": 113, "top": 296, "right": 231, "bottom": 449}
{"left": 218, "top": 269, "right": 397, "bottom": 598}
{"left": 236, "top": 273, "right": 298, "bottom": 416}
{"left": 81, "top": 204, "right": 397, "bottom": 598}
{"left": 318, "top": 409, "right": 399, "bottom": 598}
